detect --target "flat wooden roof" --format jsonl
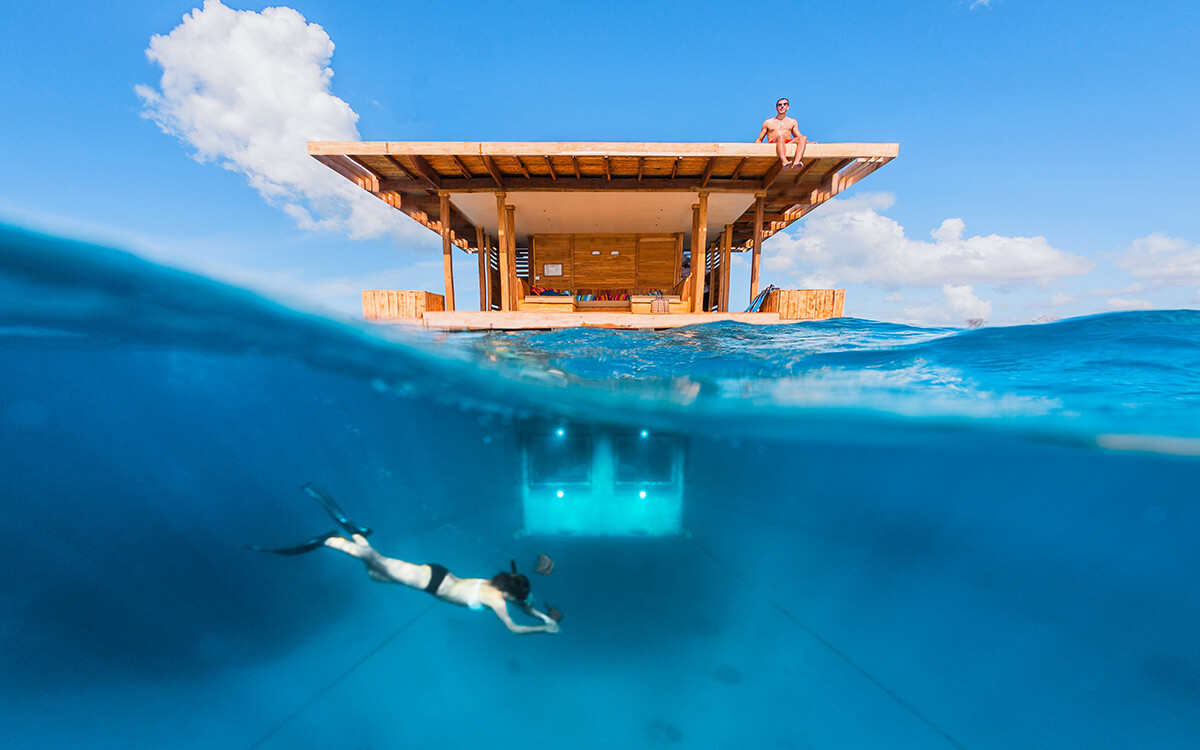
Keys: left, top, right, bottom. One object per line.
{"left": 307, "top": 141, "right": 898, "bottom": 251}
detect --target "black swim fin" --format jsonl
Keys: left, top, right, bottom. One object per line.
{"left": 249, "top": 531, "right": 340, "bottom": 556}
{"left": 302, "top": 483, "right": 372, "bottom": 537}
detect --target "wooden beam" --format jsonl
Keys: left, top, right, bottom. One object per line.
{"left": 481, "top": 154, "right": 504, "bottom": 188}
{"left": 571, "top": 156, "right": 581, "bottom": 179}
{"left": 790, "top": 159, "right": 820, "bottom": 185}
{"left": 543, "top": 155, "right": 557, "bottom": 179}
{"left": 506, "top": 204, "right": 518, "bottom": 311}
{"left": 450, "top": 155, "right": 473, "bottom": 178}
{"left": 729, "top": 157, "right": 748, "bottom": 180}
{"left": 603, "top": 155, "right": 611, "bottom": 181}
{"left": 313, "top": 154, "right": 369, "bottom": 188}
{"left": 379, "top": 177, "right": 766, "bottom": 193}
{"left": 689, "top": 203, "right": 700, "bottom": 313}
{"left": 383, "top": 155, "right": 434, "bottom": 190}
{"left": 693, "top": 193, "right": 708, "bottom": 312}
{"left": 750, "top": 193, "right": 764, "bottom": 302}
{"left": 408, "top": 155, "right": 443, "bottom": 189}
{"left": 308, "top": 140, "right": 900, "bottom": 160}
{"left": 345, "top": 156, "right": 384, "bottom": 192}
{"left": 699, "top": 157, "right": 716, "bottom": 189}
{"left": 514, "top": 156, "right": 531, "bottom": 178}
{"left": 720, "top": 224, "right": 732, "bottom": 313}
{"left": 637, "top": 157, "right": 645, "bottom": 180}
{"left": 440, "top": 192, "right": 456, "bottom": 312}
{"left": 761, "top": 160, "right": 784, "bottom": 190}
{"left": 495, "top": 192, "right": 510, "bottom": 311}
{"left": 476, "top": 226, "right": 487, "bottom": 311}
{"left": 670, "top": 157, "right": 681, "bottom": 179}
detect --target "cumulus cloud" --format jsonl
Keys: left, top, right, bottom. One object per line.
{"left": 1048, "top": 293, "right": 1078, "bottom": 307}
{"left": 762, "top": 192, "right": 1092, "bottom": 291}
{"left": 1114, "top": 233, "right": 1200, "bottom": 288}
{"left": 136, "top": 0, "right": 416, "bottom": 241}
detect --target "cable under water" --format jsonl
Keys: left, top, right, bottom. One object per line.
{"left": 691, "top": 537, "right": 969, "bottom": 750}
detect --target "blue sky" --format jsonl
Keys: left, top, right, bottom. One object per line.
{"left": 2, "top": 0, "right": 1197, "bottom": 325}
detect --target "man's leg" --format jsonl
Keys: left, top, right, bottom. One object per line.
{"left": 789, "top": 135, "right": 808, "bottom": 168}
{"left": 774, "top": 136, "right": 788, "bottom": 167}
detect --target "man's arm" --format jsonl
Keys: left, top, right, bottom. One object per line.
{"left": 755, "top": 124, "right": 769, "bottom": 143}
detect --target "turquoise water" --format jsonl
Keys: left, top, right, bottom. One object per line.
{"left": 2, "top": 224, "right": 1198, "bottom": 749}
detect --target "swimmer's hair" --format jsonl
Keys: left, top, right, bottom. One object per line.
{"left": 491, "top": 571, "right": 531, "bottom": 603}
{"left": 776, "top": 97, "right": 789, "bottom": 106}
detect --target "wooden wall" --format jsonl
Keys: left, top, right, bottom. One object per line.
{"left": 760, "top": 289, "right": 845, "bottom": 319}
{"left": 530, "top": 233, "right": 681, "bottom": 290}
{"left": 362, "top": 290, "right": 445, "bottom": 319}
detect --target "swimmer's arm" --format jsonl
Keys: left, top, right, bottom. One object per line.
{"left": 490, "top": 602, "right": 559, "bottom": 634}
{"left": 521, "top": 603, "right": 557, "bottom": 626}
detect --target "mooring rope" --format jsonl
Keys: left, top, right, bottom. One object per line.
{"left": 691, "top": 538, "right": 969, "bottom": 750}
{"left": 246, "top": 602, "right": 437, "bottom": 750}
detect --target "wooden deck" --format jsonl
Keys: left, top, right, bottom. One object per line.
{"left": 380, "top": 311, "right": 788, "bottom": 331}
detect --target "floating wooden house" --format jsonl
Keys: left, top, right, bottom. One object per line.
{"left": 308, "top": 140, "right": 897, "bottom": 329}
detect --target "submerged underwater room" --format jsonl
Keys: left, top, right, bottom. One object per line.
{"left": 2, "top": 227, "right": 1199, "bottom": 749}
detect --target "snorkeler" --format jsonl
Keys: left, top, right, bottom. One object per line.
{"left": 251, "top": 484, "right": 560, "bottom": 635}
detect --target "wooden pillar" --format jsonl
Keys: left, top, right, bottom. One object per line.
{"left": 495, "top": 192, "right": 509, "bottom": 311}
{"left": 750, "top": 193, "right": 765, "bottom": 303}
{"left": 440, "top": 192, "right": 456, "bottom": 312}
{"left": 720, "top": 224, "right": 733, "bottom": 312}
{"left": 475, "top": 226, "right": 488, "bottom": 311}
{"left": 693, "top": 192, "right": 708, "bottom": 312}
{"left": 506, "top": 204, "right": 518, "bottom": 310}
{"left": 688, "top": 203, "right": 701, "bottom": 312}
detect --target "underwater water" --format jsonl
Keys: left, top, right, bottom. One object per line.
{"left": 2, "top": 224, "right": 1198, "bottom": 749}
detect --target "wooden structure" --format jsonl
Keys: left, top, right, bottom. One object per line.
{"left": 309, "top": 141, "right": 897, "bottom": 328}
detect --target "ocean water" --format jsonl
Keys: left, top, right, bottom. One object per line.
{"left": 2, "top": 224, "right": 1198, "bottom": 749}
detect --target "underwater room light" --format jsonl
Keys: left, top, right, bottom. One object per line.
{"left": 521, "top": 424, "right": 685, "bottom": 536}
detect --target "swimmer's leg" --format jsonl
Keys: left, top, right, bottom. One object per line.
{"left": 325, "top": 535, "right": 427, "bottom": 587}
{"left": 302, "top": 483, "right": 372, "bottom": 537}
{"left": 775, "top": 136, "right": 788, "bottom": 168}
{"left": 249, "top": 531, "right": 340, "bottom": 555}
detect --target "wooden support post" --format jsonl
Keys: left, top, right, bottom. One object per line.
{"left": 693, "top": 192, "right": 708, "bottom": 313}
{"left": 750, "top": 193, "right": 765, "bottom": 303}
{"left": 495, "top": 192, "right": 510, "bottom": 311}
{"left": 506, "top": 204, "right": 518, "bottom": 311}
{"left": 476, "top": 226, "right": 488, "bottom": 311}
{"left": 721, "top": 224, "right": 733, "bottom": 313}
{"left": 439, "top": 192, "right": 456, "bottom": 311}
{"left": 689, "top": 203, "right": 700, "bottom": 313}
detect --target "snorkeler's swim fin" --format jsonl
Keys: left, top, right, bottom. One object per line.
{"left": 302, "top": 483, "right": 372, "bottom": 537}
{"left": 249, "top": 531, "right": 340, "bottom": 555}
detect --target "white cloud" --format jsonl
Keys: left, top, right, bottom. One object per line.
{"left": 1048, "top": 293, "right": 1077, "bottom": 306}
{"left": 1107, "top": 297, "right": 1153, "bottom": 311}
{"left": 899, "top": 284, "right": 992, "bottom": 326}
{"left": 970, "top": 0, "right": 992, "bottom": 9}
{"left": 136, "top": 1, "right": 417, "bottom": 242}
{"left": 762, "top": 192, "right": 1093, "bottom": 290}
{"left": 1114, "top": 233, "right": 1200, "bottom": 288}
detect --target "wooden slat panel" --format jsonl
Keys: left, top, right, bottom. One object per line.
{"left": 636, "top": 234, "right": 681, "bottom": 289}
{"left": 531, "top": 234, "right": 574, "bottom": 289}
{"left": 361, "top": 290, "right": 445, "bottom": 319}
{"left": 573, "top": 234, "right": 636, "bottom": 288}
{"left": 761, "top": 289, "right": 845, "bottom": 319}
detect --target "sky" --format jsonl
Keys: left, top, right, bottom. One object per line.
{"left": 2, "top": 0, "right": 1198, "bottom": 326}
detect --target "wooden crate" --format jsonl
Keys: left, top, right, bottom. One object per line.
{"left": 517, "top": 296, "right": 577, "bottom": 312}
{"left": 760, "top": 289, "right": 845, "bottom": 319}
{"left": 362, "top": 290, "right": 445, "bottom": 319}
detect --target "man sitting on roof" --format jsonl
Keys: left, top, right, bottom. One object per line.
{"left": 756, "top": 98, "right": 808, "bottom": 170}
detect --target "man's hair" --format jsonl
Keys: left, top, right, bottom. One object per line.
{"left": 777, "top": 98, "right": 789, "bottom": 106}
